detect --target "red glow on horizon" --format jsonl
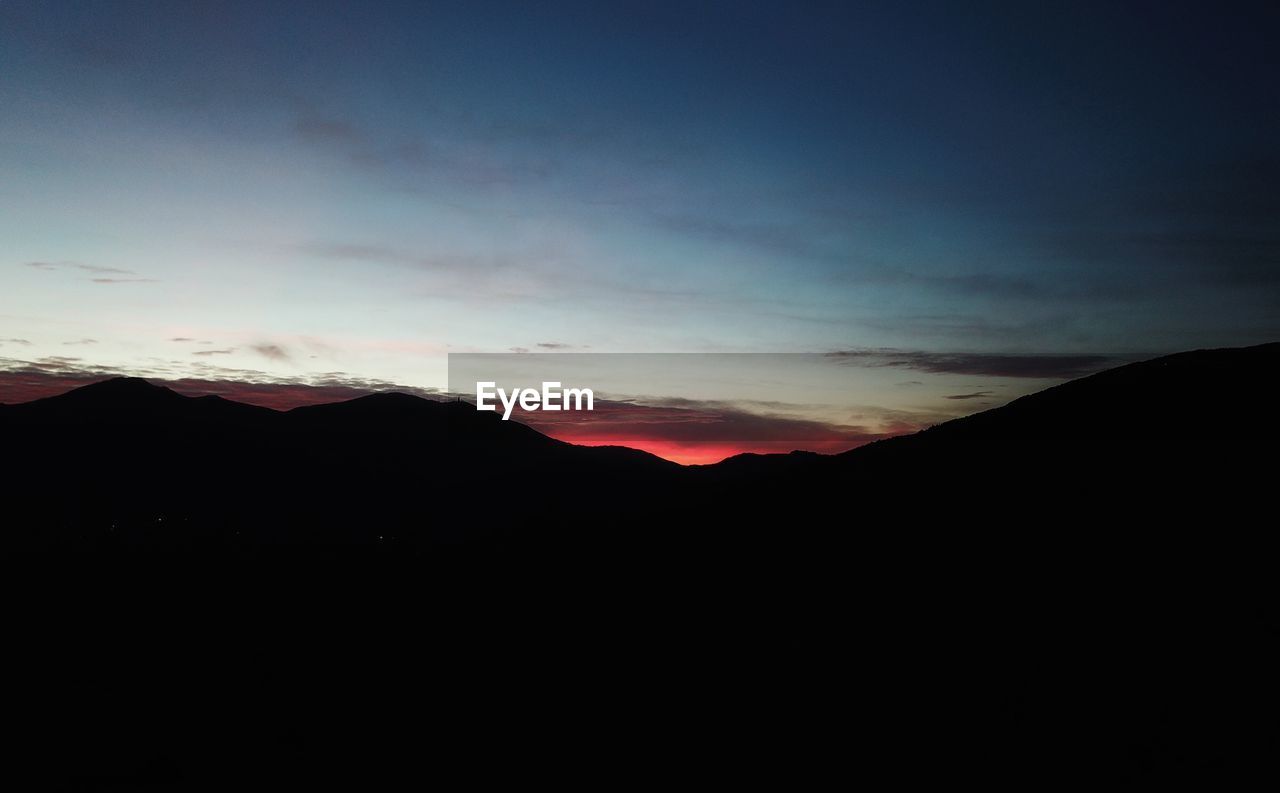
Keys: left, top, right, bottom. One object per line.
{"left": 543, "top": 434, "right": 866, "bottom": 465}
{"left": 0, "top": 371, "right": 896, "bottom": 465}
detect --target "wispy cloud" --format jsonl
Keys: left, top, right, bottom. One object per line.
{"left": 23, "top": 260, "right": 158, "bottom": 283}
{"left": 293, "top": 115, "right": 364, "bottom": 145}
{"left": 26, "top": 260, "right": 132, "bottom": 275}
{"left": 653, "top": 210, "right": 1134, "bottom": 306}
{"left": 291, "top": 113, "right": 559, "bottom": 188}
{"left": 654, "top": 213, "right": 838, "bottom": 263}
{"left": 0, "top": 357, "right": 440, "bottom": 408}
{"left": 826, "top": 349, "right": 1119, "bottom": 379}
{"left": 251, "top": 343, "right": 291, "bottom": 362}
{"left": 295, "top": 241, "right": 544, "bottom": 275}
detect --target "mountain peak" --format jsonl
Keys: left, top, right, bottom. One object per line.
{"left": 94, "top": 376, "right": 153, "bottom": 386}
{"left": 54, "top": 376, "right": 184, "bottom": 405}
{"left": 79, "top": 376, "right": 173, "bottom": 394}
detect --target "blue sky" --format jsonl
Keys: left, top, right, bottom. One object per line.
{"left": 1, "top": 1, "right": 1277, "bottom": 425}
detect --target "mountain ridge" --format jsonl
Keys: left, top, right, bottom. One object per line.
{"left": 1, "top": 341, "right": 1276, "bottom": 549}
{"left": 6, "top": 344, "right": 1278, "bottom": 789}
{"left": 6, "top": 340, "right": 1279, "bottom": 470}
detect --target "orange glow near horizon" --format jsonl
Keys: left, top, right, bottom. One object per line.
{"left": 0, "top": 373, "right": 893, "bottom": 465}
{"left": 545, "top": 435, "right": 869, "bottom": 465}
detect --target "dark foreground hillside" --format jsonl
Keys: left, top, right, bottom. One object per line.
{"left": 4, "top": 343, "right": 1279, "bottom": 788}
{"left": 6, "top": 343, "right": 1277, "bottom": 552}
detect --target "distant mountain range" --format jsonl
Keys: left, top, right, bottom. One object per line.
{"left": 6, "top": 343, "right": 1279, "bottom": 787}
{"left": 3, "top": 342, "right": 1277, "bottom": 549}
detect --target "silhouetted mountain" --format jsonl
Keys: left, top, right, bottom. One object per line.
{"left": 4, "top": 343, "right": 1277, "bottom": 549}
{"left": 857, "top": 340, "right": 1279, "bottom": 444}
{"left": 6, "top": 344, "right": 1279, "bottom": 787}
{"left": 1, "top": 374, "right": 690, "bottom": 549}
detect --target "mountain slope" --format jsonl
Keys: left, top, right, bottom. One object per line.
{"left": 4, "top": 345, "right": 1278, "bottom": 788}
{"left": 852, "top": 341, "right": 1280, "bottom": 448}
{"left": 0, "top": 376, "right": 682, "bottom": 547}
{"left": 1, "top": 342, "right": 1276, "bottom": 549}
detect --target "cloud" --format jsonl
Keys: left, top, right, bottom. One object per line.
{"left": 162, "top": 377, "right": 436, "bottom": 409}
{"left": 295, "top": 241, "right": 541, "bottom": 275}
{"left": 0, "top": 366, "right": 106, "bottom": 403}
{"left": 535, "top": 342, "right": 573, "bottom": 349}
{"left": 654, "top": 210, "right": 1139, "bottom": 309}
{"left": 293, "top": 239, "right": 608, "bottom": 307}
{"left": 1034, "top": 156, "right": 1280, "bottom": 291}
{"left": 511, "top": 395, "right": 913, "bottom": 445}
{"left": 826, "top": 349, "right": 1118, "bottom": 379}
{"left": 251, "top": 343, "right": 291, "bottom": 362}
{"left": 291, "top": 113, "right": 559, "bottom": 188}
{"left": 25, "top": 260, "right": 135, "bottom": 275}
{"left": 0, "top": 357, "right": 440, "bottom": 409}
{"left": 943, "top": 391, "right": 994, "bottom": 400}
{"left": 1, "top": 338, "right": 31, "bottom": 346}
{"left": 62, "top": 339, "right": 98, "bottom": 346}
{"left": 78, "top": 264, "right": 134, "bottom": 275}
{"left": 193, "top": 348, "right": 236, "bottom": 356}
{"left": 293, "top": 116, "right": 363, "bottom": 145}
{"left": 296, "top": 242, "right": 415, "bottom": 264}
{"left": 23, "top": 260, "right": 158, "bottom": 283}
{"left": 30, "top": 355, "right": 81, "bottom": 367}
{"left": 655, "top": 213, "right": 837, "bottom": 263}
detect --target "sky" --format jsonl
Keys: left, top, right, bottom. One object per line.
{"left": 1, "top": 1, "right": 1277, "bottom": 460}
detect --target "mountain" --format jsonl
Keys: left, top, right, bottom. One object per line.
{"left": 3, "top": 343, "right": 1277, "bottom": 549}
{"left": 0, "top": 375, "right": 683, "bottom": 548}
{"left": 6, "top": 344, "right": 1279, "bottom": 787}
